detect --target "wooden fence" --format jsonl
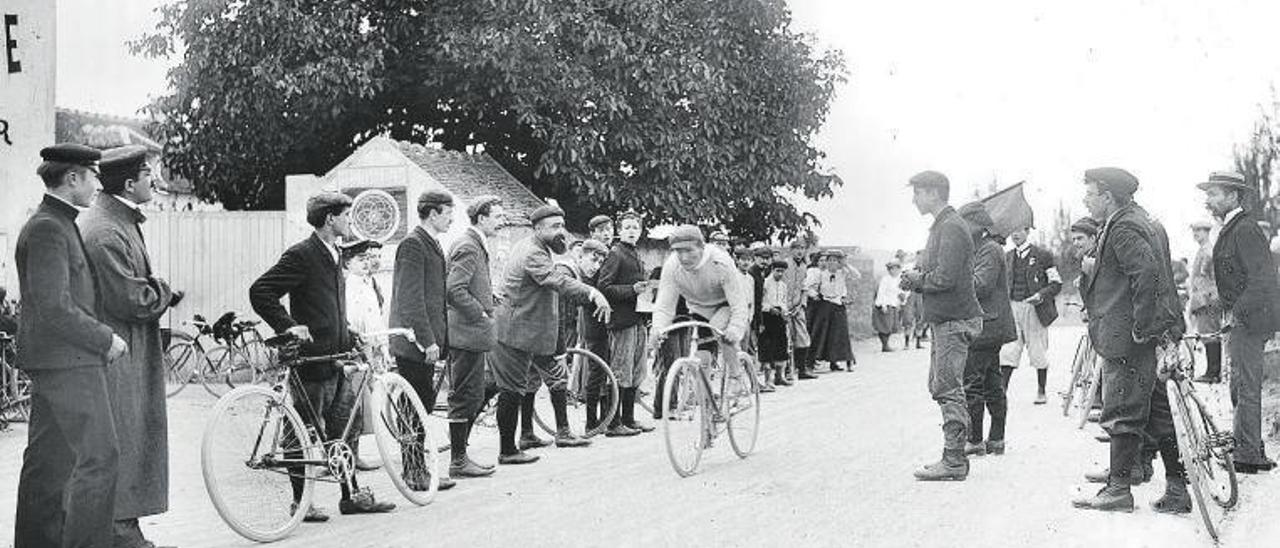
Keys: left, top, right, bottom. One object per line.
{"left": 142, "top": 211, "right": 296, "bottom": 331}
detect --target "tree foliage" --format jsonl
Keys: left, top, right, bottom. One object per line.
{"left": 1231, "top": 90, "right": 1279, "bottom": 227}
{"left": 132, "top": 0, "right": 847, "bottom": 239}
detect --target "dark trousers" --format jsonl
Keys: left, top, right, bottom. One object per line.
{"left": 963, "top": 344, "right": 1007, "bottom": 443}
{"left": 15, "top": 367, "right": 120, "bottom": 548}
{"left": 1099, "top": 343, "right": 1159, "bottom": 484}
{"left": 288, "top": 372, "right": 359, "bottom": 501}
{"left": 1227, "top": 329, "right": 1268, "bottom": 465}
{"left": 447, "top": 349, "right": 487, "bottom": 423}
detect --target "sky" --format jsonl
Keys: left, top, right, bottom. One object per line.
{"left": 56, "top": 0, "right": 1280, "bottom": 259}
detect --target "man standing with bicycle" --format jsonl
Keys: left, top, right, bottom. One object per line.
{"left": 1074, "top": 168, "right": 1188, "bottom": 514}
{"left": 1198, "top": 171, "right": 1280, "bottom": 474}
{"left": 14, "top": 144, "right": 129, "bottom": 548}
{"left": 899, "top": 171, "right": 983, "bottom": 482}
{"left": 251, "top": 192, "right": 397, "bottom": 520}
{"left": 491, "top": 204, "right": 612, "bottom": 464}
{"left": 80, "top": 145, "right": 184, "bottom": 548}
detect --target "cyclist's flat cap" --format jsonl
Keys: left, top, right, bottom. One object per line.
{"left": 667, "top": 225, "right": 704, "bottom": 246}
{"left": 306, "top": 192, "right": 353, "bottom": 217}
{"left": 580, "top": 239, "right": 609, "bottom": 256}
{"left": 466, "top": 195, "right": 501, "bottom": 219}
{"left": 40, "top": 143, "right": 101, "bottom": 166}
{"left": 528, "top": 204, "right": 565, "bottom": 225}
{"left": 957, "top": 202, "right": 995, "bottom": 228}
{"left": 908, "top": 170, "right": 949, "bottom": 189}
{"left": 1083, "top": 167, "right": 1139, "bottom": 196}
{"left": 1196, "top": 171, "right": 1252, "bottom": 192}
{"left": 1070, "top": 217, "right": 1100, "bottom": 236}
{"left": 588, "top": 215, "right": 612, "bottom": 230}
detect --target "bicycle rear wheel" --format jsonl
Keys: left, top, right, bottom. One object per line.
{"left": 165, "top": 342, "right": 200, "bottom": 398}
{"left": 1168, "top": 380, "right": 1221, "bottom": 541}
{"left": 202, "top": 386, "right": 316, "bottom": 543}
{"left": 726, "top": 352, "right": 761, "bottom": 458}
{"left": 373, "top": 373, "right": 441, "bottom": 506}
{"left": 533, "top": 348, "right": 619, "bottom": 438}
{"left": 663, "top": 358, "right": 706, "bottom": 477}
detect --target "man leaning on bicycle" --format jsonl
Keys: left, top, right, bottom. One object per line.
{"left": 647, "top": 225, "right": 752, "bottom": 417}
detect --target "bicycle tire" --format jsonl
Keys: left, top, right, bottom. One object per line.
{"left": 165, "top": 342, "right": 200, "bottom": 398}
{"left": 1063, "top": 335, "right": 1091, "bottom": 416}
{"left": 202, "top": 385, "right": 317, "bottom": 543}
{"left": 726, "top": 352, "right": 761, "bottom": 458}
{"left": 532, "top": 348, "right": 619, "bottom": 438}
{"left": 239, "top": 339, "right": 276, "bottom": 386}
{"left": 373, "top": 373, "right": 441, "bottom": 506}
{"left": 1076, "top": 359, "right": 1102, "bottom": 430}
{"left": 216, "top": 345, "right": 258, "bottom": 394}
{"left": 663, "top": 358, "right": 706, "bottom": 477}
{"left": 1182, "top": 386, "right": 1238, "bottom": 509}
{"left": 1168, "top": 380, "right": 1218, "bottom": 541}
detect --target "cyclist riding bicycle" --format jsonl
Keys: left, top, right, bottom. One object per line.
{"left": 648, "top": 225, "right": 752, "bottom": 417}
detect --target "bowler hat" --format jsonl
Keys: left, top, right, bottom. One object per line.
{"left": 1196, "top": 171, "right": 1252, "bottom": 192}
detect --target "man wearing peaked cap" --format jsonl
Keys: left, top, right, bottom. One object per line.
{"left": 902, "top": 169, "right": 983, "bottom": 481}
{"left": 1076, "top": 168, "right": 1188, "bottom": 513}
{"left": 15, "top": 143, "right": 128, "bottom": 547}
{"left": 1199, "top": 170, "right": 1280, "bottom": 474}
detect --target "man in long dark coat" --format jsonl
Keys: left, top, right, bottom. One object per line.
{"left": 14, "top": 144, "right": 128, "bottom": 548}
{"left": 79, "top": 146, "right": 182, "bottom": 548}
{"left": 1198, "top": 171, "right": 1280, "bottom": 474}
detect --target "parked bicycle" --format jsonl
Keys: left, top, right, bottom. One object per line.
{"left": 653, "top": 320, "right": 761, "bottom": 477}
{"left": 166, "top": 313, "right": 274, "bottom": 398}
{"left": 0, "top": 332, "right": 31, "bottom": 430}
{"left": 1061, "top": 331, "right": 1103, "bottom": 429}
{"left": 1159, "top": 332, "right": 1237, "bottom": 542}
{"left": 201, "top": 328, "right": 440, "bottom": 543}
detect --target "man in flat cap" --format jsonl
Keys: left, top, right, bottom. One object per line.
{"left": 1069, "top": 217, "right": 1100, "bottom": 305}
{"left": 550, "top": 239, "right": 612, "bottom": 432}
{"left": 648, "top": 226, "right": 751, "bottom": 413}
{"left": 492, "top": 204, "right": 612, "bottom": 464}
{"left": 782, "top": 238, "right": 813, "bottom": 382}
{"left": 1000, "top": 220, "right": 1062, "bottom": 405}
{"left": 597, "top": 211, "right": 656, "bottom": 436}
{"left": 14, "top": 144, "right": 129, "bottom": 548}
{"left": 588, "top": 214, "right": 615, "bottom": 246}
{"left": 79, "top": 145, "right": 184, "bottom": 548}
{"left": 899, "top": 170, "right": 983, "bottom": 481}
{"left": 1199, "top": 171, "right": 1280, "bottom": 474}
{"left": 1075, "top": 167, "right": 1188, "bottom": 513}
{"left": 1186, "top": 219, "right": 1223, "bottom": 384}
{"left": 958, "top": 202, "right": 1015, "bottom": 458}
{"left": 252, "top": 191, "right": 398, "bottom": 520}
{"left": 442, "top": 195, "right": 502, "bottom": 479}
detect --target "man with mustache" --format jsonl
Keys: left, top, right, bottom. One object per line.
{"left": 491, "top": 204, "right": 612, "bottom": 464}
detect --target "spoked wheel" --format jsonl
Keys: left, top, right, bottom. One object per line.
{"left": 165, "top": 342, "right": 200, "bottom": 398}
{"left": 202, "top": 386, "right": 317, "bottom": 543}
{"left": 1063, "top": 335, "right": 1091, "bottom": 416}
{"left": 662, "top": 358, "right": 706, "bottom": 477}
{"left": 1174, "top": 381, "right": 1238, "bottom": 509}
{"left": 1168, "top": 380, "right": 1226, "bottom": 542}
{"left": 533, "top": 348, "right": 619, "bottom": 438}
{"left": 373, "top": 373, "right": 441, "bottom": 506}
{"left": 1076, "top": 360, "right": 1102, "bottom": 430}
{"left": 725, "top": 352, "right": 761, "bottom": 458}
{"left": 217, "top": 346, "right": 258, "bottom": 393}
{"left": 239, "top": 340, "right": 276, "bottom": 386}
{"left": 474, "top": 392, "right": 501, "bottom": 430}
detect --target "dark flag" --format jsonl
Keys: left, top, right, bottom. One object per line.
{"left": 980, "top": 182, "right": 1034, "bottom": 236}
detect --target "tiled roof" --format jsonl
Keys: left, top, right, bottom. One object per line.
{"left": 393, "top": 140, "right": 546, "bottom": 227}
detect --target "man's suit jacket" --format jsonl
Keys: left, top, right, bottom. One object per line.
{"left": 389, "top": 226, "right": 448, "bottom": 362}
{"left": 1213, "top": 209, "right": 1280, "bottom": 334}
{"left": 598, "top": 241, "right": 648, "bottom": 330}
{"left": 446, "top": 227, "right": 494, "bottom": 352}
{"left": 14, "top": 195, "right": 115, "bottom": 370}
{"left": 494, "top": 235, "right": 594, "bottom": 355}
{"left": 249, "top": 232, "right": 351, "bottom": 380}
{"left": 1083, "top": 204, "right": 1181, "bottom": 359}
{"left": 973, "top": 235, "right": 1017, "bottom": 348}
{"left": 1005, "top": 244, "right": 1062, "bottom": 326}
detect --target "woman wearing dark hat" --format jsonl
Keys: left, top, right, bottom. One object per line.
{"left": 872, "top": 261, "right": 904, "bottom": 352}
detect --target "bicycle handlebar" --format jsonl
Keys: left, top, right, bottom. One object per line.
{"left": 653, "top": 320, "right": 727, "bottom": 342}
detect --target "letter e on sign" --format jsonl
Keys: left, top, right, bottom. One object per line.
{"left": 4, "top": 14, "right": 18, "bottom": 74}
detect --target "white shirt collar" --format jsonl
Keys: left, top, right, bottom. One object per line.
{"left": 1223, "top": 208, "right": 1244, "bottom": 226}
{"left": 112, "top": 194, "right": 142, "bottom": 212}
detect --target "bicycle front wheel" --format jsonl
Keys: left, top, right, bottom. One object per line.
{"left": 373, "top": 373, "right": 441, "bottom": 506}
{"left": 202, "top": 386, "right": 317, "bottom": 543}
{"left": 533, "top": 348, "right": 619, "bottom": 438}
{"left": 663, "top": 358, "right": 706, "bottom": 477}
{"left": 726, "top": 352, "right": 761, "bottom": 458}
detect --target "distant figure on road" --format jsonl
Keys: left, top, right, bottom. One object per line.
{"left": 900, "top": 170, "right": 983, "bottom": 482}
{"left": 1186, "top": 219, "right": 1222, "bottom": 383}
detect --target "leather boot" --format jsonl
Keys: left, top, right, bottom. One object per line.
{"left": 913, "top": 449, "right": 969, "bottom": 481}
{"left": 1072, "top": 483, "right": 1135, "bottom": 512}
{"left": 1151, "top": 476, "right": 1192, "bottom": 514}
{"left": 964, "top": 441, "right": 987, "bottom": 456}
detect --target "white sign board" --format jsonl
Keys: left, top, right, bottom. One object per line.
{"left": 0, "top": 0, "right": 55, "bottom": 290}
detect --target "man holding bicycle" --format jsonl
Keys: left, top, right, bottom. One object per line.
{"left": 648, "top": 225, "right": 751, "bottom": 416}
{"left": 250, "top": 192, "right": 396, "bottom": 520}
{"left": 1198, "top": 171, "right": 1280, "bottom": 474}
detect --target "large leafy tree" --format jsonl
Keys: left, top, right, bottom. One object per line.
{"left": 133, "top": 0, "right": 846, "bottom": 239}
